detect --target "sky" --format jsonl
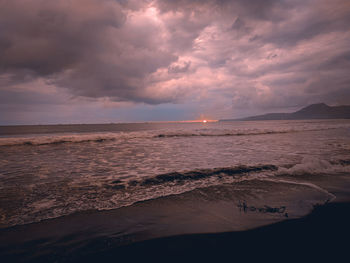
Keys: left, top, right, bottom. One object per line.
{"left": 1, "top": 0, "right": 350, "bottom": 124}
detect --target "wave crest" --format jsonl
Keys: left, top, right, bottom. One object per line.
{"left": 129, "top": 165, "right": 278, "bottom": 186}
{"left": 277, "top": 157, "right": 350, "bottom": 176}
{"left": 155, "top": 127, "right": 342, "bottom": 138}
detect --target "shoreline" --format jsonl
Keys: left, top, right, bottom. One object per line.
{"left": 1, "top": 201, "right": 349, "bottom": 262}
{"left": 67, "top": 201, "right": 350, "bottom": 262}
{"left": 1, "top": 178, "right": 349, "bottom": 262}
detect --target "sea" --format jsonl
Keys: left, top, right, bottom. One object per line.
{"left": 1, "top": 119, "right": 350, "bottom": 230}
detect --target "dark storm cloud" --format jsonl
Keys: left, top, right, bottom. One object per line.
{"left": 0, "top": 0, "right": 177, "bottom": 103}
{"left": 0, "top": 0, "right": 125, "bottom": 75}
{"left": 0, "top": 0, "right": 350, "bottom": 119}
{"left": 157, "top": 0, "right": 279, "bottom": 15}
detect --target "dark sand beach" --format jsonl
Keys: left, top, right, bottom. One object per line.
{"left": 115, "top": 202, "right": 350, "bottom": 262}
{"left": 1, "top": 202, "right": 349, "bottom": 262}
{"left": 1, "top": 177, "right": 350, "bottom": 262}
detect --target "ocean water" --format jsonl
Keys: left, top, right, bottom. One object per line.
{"left": 1, "top": 119, "right": 350, "bottom": 228}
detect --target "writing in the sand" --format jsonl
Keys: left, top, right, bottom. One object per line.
{"left": 237, "top": 200, "right": 288, "bottom": 217}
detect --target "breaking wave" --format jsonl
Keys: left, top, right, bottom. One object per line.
{"left": 0, "top": 132, "right": 135, "bottom": 147}
{"left": 155, "top": 127, "right": 346, "bottom": 138}
{"left": 1, "top": 137, "right": 117, "bottom": 147}
{"left": 111, "top": 158, "right": 350, "bottom": 189}
{"left": 130, "top": 164, "right": 278, "bottom": 186}
{"left": 1, "top": 159, "right": 350, "bottom": 228}
{"left": 277, "top": 157, "right": 350, "bottom": 176}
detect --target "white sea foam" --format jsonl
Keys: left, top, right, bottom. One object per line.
{"left": 0, "top": 132, "right": 145, "bottom": 146}
{"left": 277, "top": 156, "right": 350, "bottom": 175}
{"left": 259, "top": 177, "right": 337, "bottom": 202}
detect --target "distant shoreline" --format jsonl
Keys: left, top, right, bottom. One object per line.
{"left": 221, "top": 103, "right": 350, "bottom": 121}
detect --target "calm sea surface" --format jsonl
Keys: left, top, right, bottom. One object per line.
{"left": 1, "top": 120, "right": 350, "bottom": 228}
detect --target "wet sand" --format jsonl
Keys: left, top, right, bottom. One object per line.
{"left": 1, "top": 179, "right": 349, "bottom": 262}
{"left": 1, "top": 202, "right": 349, "bottom": 262}
{"left": 107, "top": 202, "right": 350, "bottom": 262}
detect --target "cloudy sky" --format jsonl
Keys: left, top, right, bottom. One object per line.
{"left": 1, "top": 0, "right": 350, "bottom": 124}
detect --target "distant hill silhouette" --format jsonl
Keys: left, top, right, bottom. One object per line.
{"left": 221, "top": 103, "right": 350, "bottom": 121}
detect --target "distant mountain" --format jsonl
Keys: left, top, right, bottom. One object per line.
{"left": 221, "top": 103, "right": 350, "bottom": 121}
